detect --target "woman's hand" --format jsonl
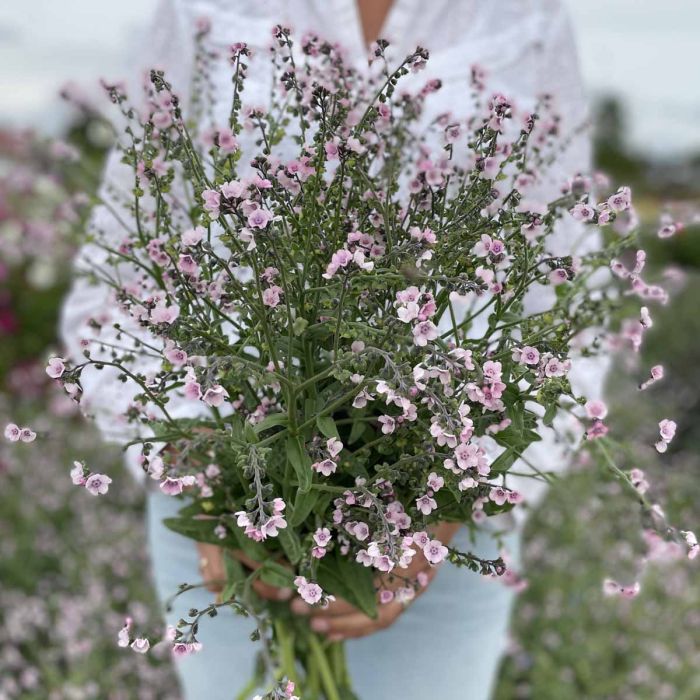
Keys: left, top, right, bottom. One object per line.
{"left": 197, "top": 521, "right": 461, "bottom": 640}
{"left": 197, "top": 543, "right": 293, "bottom": 600}
{"left": 290, "top": 521, "right": 460, "bottom": 641}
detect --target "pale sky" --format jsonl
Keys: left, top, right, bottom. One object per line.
{"left": 1, "top": 1, "right": 698, "bottom": 156}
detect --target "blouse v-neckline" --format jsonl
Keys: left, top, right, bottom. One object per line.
{"left": 326, "top": 0, "right": 418, "bottom": 59}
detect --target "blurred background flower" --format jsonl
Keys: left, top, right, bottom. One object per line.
{"left": 0, "top": 2, "right": 698, "bottom": 698}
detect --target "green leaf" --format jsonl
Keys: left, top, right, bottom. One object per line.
{"left": 163, "top": 516, "right": 234, "bottom": 546}
{"left": 542, "top": 402, "right": 557, "bottom": 427}
{"left": 253, "top": 412, "right": 289, "bottom": 434}
{"left": 349, "top": 415, "right": 371, "bottom": 445}
{"left": 317, "top": 552, "right": 377, "bottom": 619}
{"left": 286, "top": 436, "right": 312, "bottom": 493}
{"left": 489, "top": 448, "right": 518, "bottom": 473}
{"left": 290, "top": 488, "right": 320, "bottom": 527}
{"left": 221, "top": 551, "right": 247, "bottom": 600}
{"left": 259, "top": 560, "right": 295, "bottom": 589}
{"left": 495, "top": 426, "right": 541, "bottom": 450}
{"left": 316, "top": 415, "right": 340, "bottom": 439}
{"left": 277, "top": 526, "right": 303, "bottom": 565}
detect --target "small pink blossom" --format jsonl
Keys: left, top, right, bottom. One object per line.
{"left": 585, "top": 400, "right": 608, "bottom": 420}
{"left": 313, "top": 528, "right": 332, "bottom": 547}
{"left": 4, "top": 423, "right": 21, "bottom": 442}
{"left": 603, "top": 578, "right": 640, "bottom": 598}
{"left": 423, "top": 539, "right": 448, "bottom": 565}
{"left": 378, "top": 415, "right": 396, "bottom": 434}
{"left": 85, "top": 473, "right": 112, "bottom": 496}
{"left": 201, "top": 189, "right": 221, "bottom": 218}
{"left": 294, "top": 576, "right": 324, "bottom": 605}
{"left": 202, "top": 385, "right": 229, "bottom": 407}
{"left": 413, "top": 320, "right": 438, "bottom": 347}
{"left": 312, "top": 459, "right": 337, "bottom": 477}
{"left": 46, "top": 357, "right": 66, "bottom": 379}
{"left": 150, "top": 303, "right": 180, "bottom": 325}
{"left": 248, "top": 208, "right": 273, "bottom": 229}
{"left": 514, "top": 346, "right": 540, "bottom": 365}
{"left": 117, "top": 619, "right": 132, "bottom": 648}
{"left": 160, "top": 475, "right": 196, "bottom": 496}
{"left": 427, "top": 472, "right": 444, "bottom": 491}
{"left": 70, "top": 461, "right": 86, "bottom": 485}
{"left": 416, "top": 494, "right": 437, "bottom": 515}
{"left": 181, "top": 226, "right": 206, "bottom": 246}
{"left": 262, "top": 285, "right": 283, "bottom": 308}
{"left": 130, "top": 638, "right": 150, "bottom": 654}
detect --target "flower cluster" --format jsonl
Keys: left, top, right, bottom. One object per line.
{"left": 28, "top": 25, "right": 693, "bottom": 699}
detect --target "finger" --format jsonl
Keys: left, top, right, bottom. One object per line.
{"left": 232, "top": 550, "right": 264, "bottom": 571}
{"left": 290, "top": 596, "right": 357, "bottom": 617}
{"left": 197, "top": 543, "right": 226, "bottom": 592}
{"left": 251, "top": 578, "right": 293, "bottom": 601}
{"left": 316, "top": 602, "right": 404, "bottom": 640}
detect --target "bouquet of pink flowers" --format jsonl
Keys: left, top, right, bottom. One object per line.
{"left": 24, "top": 26, "right": 694, "bottom": 699}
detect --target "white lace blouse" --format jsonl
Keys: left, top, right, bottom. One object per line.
{"left": 60, "top": 0, "right": 605, "bottom": 520}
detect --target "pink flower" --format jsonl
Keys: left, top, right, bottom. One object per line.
{"left": 85, "top": 473, "right": 112, "bottom": 496}
{"left": 489, "top": 487, "right": 508, "bottom": 506}
{"left": 247, "top": 208, "right": 273, "bottom": 229}
{"left": 46, "top": 357, "right": 66, "bottom": 379}
{"left": 640, "top": 364, "right": 664, "bottom": 390}
{"left": 427, "top": 472, "right": 444, "bottom": 491}
{"left": 586, "top": 420, "right": 609, "bottom": 440}
{"left": 423, "top": 539, "right": 448, "bottom": 565}
{"left": 117, "top": 618, "right": 132, "bottom": 648}
{"left": 416, "top": 494, "right": 437, "bottom": 515}
{"left": 221, "top": 180, "right": 245, "bottom": 199}
{"left": 17, "top": 427, "right": 36, "bottom": 443}
{"left": 160, "top": 475, "right": 196, "bottom": 496}
{"left": 514, "top": 346, "right": 540, "bottom": 365}
{"left": 70, "top": 461, "right": 86, "bottom": 485}
{"left": 178, "top": 254, "right": 200, "bottom": 277}
{"left": 570, "top": 202, "right": 595, "bottom": 221}
{"left": 603, "top": 578, "right": 640, "bottom": 598}
{"left": 4, "top": 423, "right": 21, "bottom": 442}
{"left": 202, "top": 189, "right": 221, "bottom": 218}
{"left": 324, "top": 138, "right": 340, "bottom": 160}
{"left": 217, "top": 127, "right": 239, "bottom": 154}
{"left": 202, "top": 385, "right": 229, "bottom": 407}
{"left": 172, "top": 642, "right": 203, "bottom": 657}
{"left": 262, "top": 285, "right": 283, "bottom": 308}
{"left": 181, "top": 226, "right": 205, "bottom": 246}
{"left": 294, "top": 576, "right": 324, "bottom": 605}
{"left": 378, "top": 415, "right": 396, "bottom": 434}
{"left": 412, "top": 320, "right": 438, "bottom": 347}
{"left": 130, "top": 638, "right": 150, "bottom": 654}
{"left": 607, "top": 186, "right": 631, "bottom": 212}
{"left": 549, "top": 268, "right": 568, "bottom": 286}
{"left": 313, "top": 528, "right": 331, "bottom": 547}
{"left": 184, "top": 380, "right": 203, "bottom": 401}
{"left": 655, "top": 418, "right": 677, "bottom": 452}
{"left": 327, "top": 437, "right": 343, "bottom": 458}
{"left": 165, "top": 347, "right": 188, "bottom": 367}
{"left": 150, "top": 303, "right": 180, "bottom": 325}
{"left": 585, "top": 400, "right": 608, "bottom": 420}
{"left": 312, "top": 458, "right": 337, "bottom": 477}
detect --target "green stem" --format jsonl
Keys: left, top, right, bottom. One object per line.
{"left": 274, "top": 619, "right": 300, "bottom": 685}
{"left": 308, "top": 633, "right": 342, "bottom": 700}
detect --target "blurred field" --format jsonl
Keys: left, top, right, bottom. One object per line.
{"left": 0, "top": 106, "right": 698, "bottom": 698}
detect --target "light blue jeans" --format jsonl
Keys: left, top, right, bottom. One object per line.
{"left": 147, "top": 490, "right": 519, "bottom": 700}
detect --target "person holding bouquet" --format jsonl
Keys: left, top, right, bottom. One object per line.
{"left": 60, "top": 1, "right": 608, "bottom": 698}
